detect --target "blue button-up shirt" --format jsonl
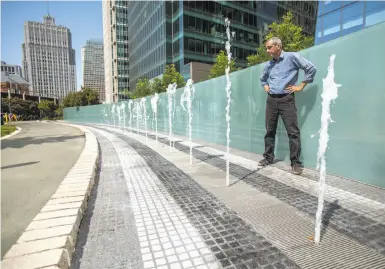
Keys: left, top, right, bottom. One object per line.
{"left": 260, "top": 51, "right": 317, "bottom": 94}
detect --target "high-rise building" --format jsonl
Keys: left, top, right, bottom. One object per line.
{"left": 81, "top": 39, "right": 105, "bottom": 102}
{"left": 315, "top": 1, "right": 385, "bottom": 45}
{"left": 126, "top": 1, "right": 317, "bottom": 90}
{"left": 102, "top": 0, "right": 129, "bottom": 103}
{"left": 22, "top": 15, "right": 76, "bottom": 100}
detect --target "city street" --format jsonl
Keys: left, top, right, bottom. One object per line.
{"left": 1, "top": 122, "right": 84, "bottom": 258}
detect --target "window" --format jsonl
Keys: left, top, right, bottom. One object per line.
{"left": 323, "top": 1, "right": 342, "bottom": 14}
{"left": 322, "top": 9, "right": 341, "bottom": 41}
{"left": 342, "top": 1, "right": 364, "bottom": 36}
{"left": 365, "top": 1, "right": 385, "bottom": 27}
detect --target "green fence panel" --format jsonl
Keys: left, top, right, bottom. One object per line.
{"left": 65, "top": 22, "right": 385, "bottom": 188}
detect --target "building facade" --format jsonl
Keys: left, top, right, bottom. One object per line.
{"left": 81, "top": 39, "right": 105, "bottom": 102}
{"left": 315, "top": 1, "right": 385, "bottom": 44}
{"left": 126, "top": 1, "right": 317, "bottom": 90}
{"left": 22, "top": 15, "right": 76, "bottom": 100}
{"left": 102, "top": 0, "right": 129, "bottom": 103}
{"left": 1, "top": 62, "right": 23, "bottom": 77}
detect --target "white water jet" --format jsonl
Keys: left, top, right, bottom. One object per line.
{"left": 135, "top": 101, "right": 141, "bottom": 134}
{"left": 117, "top": 104, "right": 122, "bottom": 129}
{"left": 120, "top": 102, "right": 126, "bottom": 130}
{"left": 151, "top": 93, "right": 159, "bottom": 142}
{"left": 101, "top": 108, "right": 109, "bottom": 124}
{"left": 180, "top": 79, "right": 195, "bottom": 164}
{"left": 141, "top": 97, "right": 148, "bottom": 142}
{"left": 167, "top": 83, "right": 177, "bottom": 151}
{"left": 314, "top": 54, "right": 341, "bottom": 245}
{"left": 128, "top": 100, "right": 133, "bottom": 131}
{"left": 111, "top": 104, "right": 116, "bottom": 128}
{"left": 224, "top": 18, "right": 232, "bottom": 187}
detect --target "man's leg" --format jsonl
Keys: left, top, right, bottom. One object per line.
{"left": 262, "top": 95, "right": 279, "bottom": 164}
{"left": 279, "top": 94, "right": 302, "bottom": 172}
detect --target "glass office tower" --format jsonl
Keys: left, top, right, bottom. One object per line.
{"left": 102, "top": 0, "right": 129, "bottom": 103}
{"left": 315, "top": 1, "right": 385, "bottom": 44}
{"left": 126, "top": 1, "right": 317, "bottom": 90}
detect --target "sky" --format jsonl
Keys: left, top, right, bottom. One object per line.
{"left": 1, "top": 0, "right": 103, "bottom": 90}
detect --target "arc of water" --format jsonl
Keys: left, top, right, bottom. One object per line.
{"left": 314, "top": 54, "right": 341, "bottom": 245}
{"left": 151, "top": 93, "right": 159, "bottom": 143}
{"left": 167, "top": 83, "right": 177, "bottom": 151}
{"left": 180, "top": 79, "right": 195, "bottom": 164}
{"left": 224, "top": 18, "right": 232, "bottom": 187}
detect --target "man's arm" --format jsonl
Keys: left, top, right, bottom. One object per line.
{"left": 292, "top": 53, "right": 317, "bottom": 90}
{"left": 260, "top": 63, "right": 270, "bottom": 92}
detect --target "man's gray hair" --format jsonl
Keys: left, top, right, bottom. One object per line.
{"left": 266, "top": 37, "right": 282, "bottom": 49}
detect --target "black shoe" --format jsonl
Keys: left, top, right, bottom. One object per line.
{"left": 292, "top": 163, "right": 303, "bottom": 175}
{"left": 258, "top": 158, "right": 272, "bottom": 167}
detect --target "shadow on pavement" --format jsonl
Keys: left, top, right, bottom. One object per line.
{"left": 321, "top": 199, "right": 340, "bottom": 241}
{"left": 1, "top": 134, "right": 85, "bottom": 149}
{"left": 197, "top": 154, "right": 224, "bottom": 163}
{"left": 1, "top": 161, "right": 39, "bottom": 170}
{"left": 229, "top": 168, "right": 262, "bottom": 187}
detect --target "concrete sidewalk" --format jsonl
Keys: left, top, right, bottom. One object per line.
{"left": 71, "top": 124, "right": 385, "bottom": 269}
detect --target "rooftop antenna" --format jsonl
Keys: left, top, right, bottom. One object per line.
{"left": 47, "top": 0, "right": 50, "bottom": 16}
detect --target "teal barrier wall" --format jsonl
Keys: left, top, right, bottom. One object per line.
{"left": 65, "top": 22, "right": 385, "bottom": 188}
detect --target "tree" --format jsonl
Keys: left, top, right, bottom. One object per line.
{"left": 151, "top": 77, "right": 163, "bottom": 94}
{"left": 162, "top": 64, "right": 185, "bottom": 89}
{"left": 62, "top": 88, "right": 100, "bottom": 108}
{"left": 81, "top": 87, "right": 100, "bottom": 105}
{"left": 208, "top": 50, "right": 241, "bottom": 79}
{"left": 1, "top": 97, "right": 40, "bottom": 120}
{"left": 63, "top": 92, "right": 81, "bottom": 107}
{"left": 134, "top": 77, "right": 152, "bottom": 98}
{"left": 38, "top": 100, "right": 56, "bottom": 118}
{"left": 247, "top": 11, "right": 314, "bottom": 66}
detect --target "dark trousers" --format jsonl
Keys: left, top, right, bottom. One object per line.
{"left": 263, "top": 93, "right": 301, "bottom": 166}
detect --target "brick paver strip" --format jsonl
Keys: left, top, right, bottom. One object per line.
{"left": 70, "top": 133, "right": 143, "bottom": 269}
{"left": 1, "top": 124, "right": 99, "bottom": 269}
{"left": 112, "top": 126, "right": 385, "bottom": 257}
{"left": 87, "top": 126, "right": 301, "bottom": 269}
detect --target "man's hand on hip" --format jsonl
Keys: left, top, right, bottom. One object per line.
{"left": 264, "top": 85, "right": 270, "bottom": 93}
{"left": 285, "top": 84, "right": 304, "bottom": 93}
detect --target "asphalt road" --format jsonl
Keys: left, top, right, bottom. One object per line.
{"left": 1, "top": 121, "right": 85, "bottom": 258}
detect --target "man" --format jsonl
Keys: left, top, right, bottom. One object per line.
{"left": 259, "top": 37, "right": 316, "bottom": 175}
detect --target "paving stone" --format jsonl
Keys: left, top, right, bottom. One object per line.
{"left": 33, "top": 208, "right": 80, "bottom": 221}
{"left": 27, "top": 216, "right": 78, "bottom": 230}
{"left": 1, "top": 249, "right": 69, "bottom": 269}
{"left": 4, "top": 236, "right": 68, "bottom": 258}
{"left": 41, "top": 201, "right": 83, "bottom": 212}
{"left": 46, "top": 196, "right": 85, "bottom": 205}
{"left": 17, "top": 225, "right": 75, "bottom": 243}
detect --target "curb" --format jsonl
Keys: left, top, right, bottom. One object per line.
{"left": 1, "top": 124, "right": 99, "bottom": 269}
{"left": 1, "top": 126, "right": 22, "bottom": 140}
